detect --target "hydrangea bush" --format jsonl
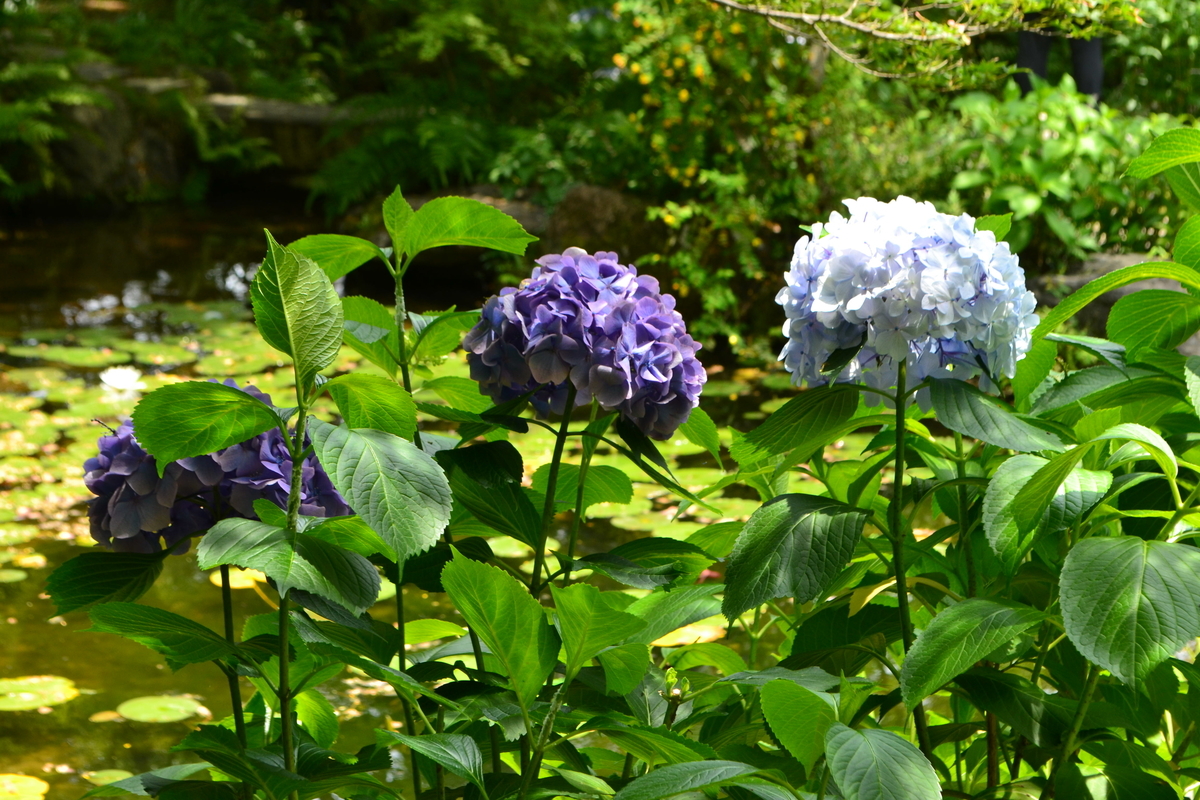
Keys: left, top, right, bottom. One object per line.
{"left": 45, "top": 127, "right": 1200, "bottom": 800}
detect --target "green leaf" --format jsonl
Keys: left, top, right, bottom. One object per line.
{"left": 342, "top": 296, "right": 400, "bottom": 376}
{"left": 900, "top": 599, "right": 1045, "bottom": 707}
{"left": 295, "top": 689, "right": 338, "bottom": 749}
{"left": 309, "top": 419, "right": 452, "bottom": 562}
{"left": 824, "top": 723, "right": 940, "bottom": 800}
{"left": 612, "top": 761, "right": 758, "bottom": 800}
{"left": 440, "top": 552, "right": 559, "bottom": 709}
{"left": 723, "top": 495, "right": 868, "bottom": 620}
{"left": 305, "top": 515, "right": 395, "bottom": 559}
{"left": 677, "top": 407, "right": 722, "bottom": 463}
{"left": 729, "top": 386, "right": 858, "bottom": 464}
{"left": 383, "top": 733, "right": 485, "bottom": 792}
{"left": 1186, "top": 357, "right": 1200, "bottom": 415}
{"left": 550, "top": 583, "right": 647, "bottom": 678}
{"left": 410, "top": 311, "right": 480, "bottom": 363}
{"left": 399, "top": 196, "right": 537, "bottom": 259}
{"left": 983, "top": 455, "right": 1112, "bottom": 571}
{"left": 131, "top": 381, "right": 280, "bottom": 477}
{"left": 597, "top": 643, "right": 651, "bottom": 694}
{"left": 721, "top": 666, "right": 841, "bottom": 691}
{"left": 664, "top": 642, "right": 746, "bottom": 676}
{"left": 326, "top": 373, "right": 416, "bottom": 439}
{"left": 1060, "top": 537, "right": 1200, "bottom": 684}
{"left": 251, "top": 231, "right": 344, "bottom": 389}
{"left": 1174, "top": 215, "right": 1200, "bottom": 271}
{"left": 1046, "top": 334, "right": 1127, "bottom": 370}
{"left": 1013, "top": 337, "right": 1057, "bottom": 412}
{"left": 174, "top": 725, "right": 305, "bottom": 800}
{"left": 46, "top": 549, "right": 170, "bottom": 615}
{"left": 288, "top": 234, "right": 385, "bottom": 281}
{"left": 532, "top": 463, "right": 634, "bottom": 508}
{"left": 1107, "top": 289, "right": 1200, "bottom": 358}
{"left": 383, "top": 185, "right": 415, "bottom": 246}
{"left": 82, "top": 764, "right": 214, "bottom": 798}
{"left": 975, "top": 213, "right": 1013, "bottom": 242}
{"left": 448, "top": 469, "right": 541, "bottom": 548}
{"left": 1032, "top": 262, "right": 1200, "bottom": 344}
{"left": 1167, "top": 163, "right": 1200, "bottom": 213}
{"left": 929, "top": 378, "right": 1064, "bottom": 452}
{"left": 421, "top": 375, "right": 493, "bottom": 413}
{"left": 198, "top": 519, "right": 380, "bottom": 613}
{"left": 955, "top": 667, "right": 1073, "bottom": 747}
{"left": 86, "top": 603, "right": 238, "bottom": 670}
{"left": 622, "top": 584, "right": 722, "bottom": 644}
{"left": 761, "top": 680, "right": 836, "bottom": 772}
{"left": 1124, "top": 128, "right": 1200, "bottom": 178}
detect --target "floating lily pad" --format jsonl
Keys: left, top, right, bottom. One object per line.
{"left": 0, "top": 569, "right": 27, "bottom": 583}
{"left": 0, "top": 528, "right": 41, "bottom": 547}
{"left": 0, "top": 676, "right": 80, "bottom": 711}
{"left": 5, "top": 345, "right": 131, "bottom": 368}
{"left": 116, "top": 695, "right": 201, "bottom": 723}
{"left": 0, "top": 774, "right": 49, "bottom": 800}
{"left": 88, "top": 710, "right": 124, "bottom": 723}
{"left": 82, "top": 770, "right": 134, "bottom": 786}
{"left": 115, "top": 339, "right": 198, "bottom": 366}
{"left": 208, "top": 568, "right": 266, "bottom": 589}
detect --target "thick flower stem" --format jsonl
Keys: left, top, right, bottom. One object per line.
{"left": 561, "top": 400, "right": 599, "bottom": 587}
{"left": 219, "top": 565, "right": 248, "bottom": 750}
{"left": 281, "top": 405, "right": 307, "bottom": 798}
{"left": 519, "top": 684, "right": 568, "bottom": 800}
{"left": 890, "top": 364, "right": 932, "bottom": 759}
{"left": 953, "top": 432, "right": 977, "bottom": 597}
{"left": 530, "top": 383, "right": 577, "bottom": 596}
{"left": 1040, "top": 664, "right": 1101, "bottom": 799}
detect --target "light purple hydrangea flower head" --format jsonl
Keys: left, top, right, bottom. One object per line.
{"left": 83, "top": 380, "right": 351, "bottom": 553}
{"left": 777, "top": 196, "right": 1038, "bottom": 406}
{"left": 463, "top": 247, "right": 706, "bottom": 439}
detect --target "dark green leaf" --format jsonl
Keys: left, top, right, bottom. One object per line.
{"left": 723, "top": 494, "right": 868, "bottom": 620}
{"left": 46, "top": 549, "right": 170, "bottom": 615}
{"left": 250, "top": 232, "right": 343, "bottom": 390}
{"left": 1045, "top": 334, "right": 1126, "bottom": 370}
{"left": 86, "top": 603, "right": 238, "bottom": 670}
{"left": 622, "top": 584, "right": 722, "bottom": 644}
{"left": 342, "top": 296, "right": 400, "bottom": 376}
{"left": 82, "top": 764, "right": 214, "bottom": 798}
{"left": 956, "top": 667, "right": 1073, "bottom": 747}
{"left": 289, "top": 234, "right": 385, "bottom": 280}
{"left": 1060, "top": 536, "right": 1200, "bottom": 683}
{"left": 596, "top": 643, "right": 650, "bottom": 694}
{"left": 131, "top": 381, "right": 280, "bottom": 477}
{"left": 410, "top": 311, "right": 480, "bottom": 363}
{"left": 900, "top": 598, "right": 1045, "bottom": 707}
{"left": 612, "top": 761, "right": 758, "bottom": 800}
{"left": 822, "top": 331, "right": 867, "bottom": 376}
{"left": 440, "top": 552, "right": 559, "bottom": 710}
{"left": 929, "top": 378, "right": 1064, "bottom": 453}
{"left": 678, "top": 406, "right": 722, "bottom": 463}
{"left": 198, "top": 519, "right": 380, "bottom": 613}
{"left": 729, "top": 386, "right": 858, "bottom": 465}
{"left": 448, "top": 469, "right": 541, "bottom": 548}
{"left": 399, "top": 196, "right": 537, "bottom": 258}
{"left": 722, "top": 666, "right": 842, "bottom": 691}
{"left": 1012, "top": 337, "right": 1057, "bottom": 411}
{"left": 309, "top": 419, "right": 452, "bottom": 562}
{"left": 384, "top": 732, "right": 485, "bottom": 790}
{"left": 824, "top": 723, "right": 940, "bottom": 800}
{"left": 326, "top": 373, "right": 416, "bottom": 439}
{"left": 599, "top": 728, "right": 718, "bottom": 768}
{"left": 614, "top": 414, "right": 670, "bottom": 471}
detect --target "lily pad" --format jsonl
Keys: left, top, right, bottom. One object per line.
{"left": 114, "top": 339, "right": 198, "bottom": 366}
{"left": 116, "top": 695, "right": 201, "bottom": 723}
{"left": 0, "top": 775, "right": 49, "bottom": 800}
{"left": 82, "top": 770, "right": 134, "bottom": 787}
{"left": 0, "top": 676, "right": 80, "bottom": 711}
{"left": 208, "top": 567, "right": 267, "bottom": 589}
{"left": 0, "top": 569, "right": 27, "bottom": 583}
{"left": 5, "top": 345, "right": 131, "bottom": 368}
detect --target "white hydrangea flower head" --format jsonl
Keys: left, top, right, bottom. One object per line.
{"left": 776, "top": 196, "right": 1038, "bottom": 406}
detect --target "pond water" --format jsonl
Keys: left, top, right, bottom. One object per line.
{"left": 0, "top": 195, "right": 791, "bottom": 798}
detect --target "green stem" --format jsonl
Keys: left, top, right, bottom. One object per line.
{"left": 279, "top": 402, "right": 308, "bottom": 798}
{"left": 469, "top": 629, "right": 504, "bottom": 774}
{"left": 530, "top": 383, "right": 578, "bottom": 596}
{"left": 1040, "top": 663, "right": 1101, "bottom": 799}
{"left": 518, "top": 684, "right": 568, "bottom": 800}
{"left": 986, "top": 711, "right": 999, "bottom": 788}
{"left": 402, "top": 701, "right": 423, "bottom": 798}
{"left": 393, "top": 255, "right": 424, "bottom": 451}
{"left": 219, "top": 565, "right": 248, "bottom": 750}
{"left": 954, "top": 432, "right": 977, "bottom": 597}
{"left": 561, "top": 400, "right": 599, "bottom": 587}
{"left": 889, "top": 363, "right": 933, "bottom": 759}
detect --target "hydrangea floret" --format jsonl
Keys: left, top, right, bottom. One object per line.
{"left": 83, "top": 380, "right": 350, "bottom": 553}
{"left": 463, "top": 247, "right": 706, "bottom": 439}
{"left": 776, "top": 196, "right": 1038, "bottom": 405}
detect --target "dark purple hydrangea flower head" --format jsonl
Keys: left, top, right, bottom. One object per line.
{"left": 463, "top": 247, "right": 706, "bottom": 439}
{"left": 83, "top": 380, "right": 350, "bottom": 553}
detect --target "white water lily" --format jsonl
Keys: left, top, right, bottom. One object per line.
{"left": 777, "top": 196, "right": 1037, "bottom": 404}
{"left": 99, "top": 366, "right": 146, "bottom": 392}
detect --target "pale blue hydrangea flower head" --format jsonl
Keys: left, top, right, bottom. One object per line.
{"left": 464, "top": 247, "right": 706, "bottom": 439}
{"left": 777, "top": 196, "right": 1037, "bottom": 406}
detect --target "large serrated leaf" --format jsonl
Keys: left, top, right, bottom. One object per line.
{"left": 729, "top": 386, "right": 858, "bottom": 465}
{"left": 400, "top": 197, "right": 537, "bottom": 258}
{"left": 325, "top": 373, "right": 416, "bottom": 440}
{"left": 1060, "top": 537, "right": 1200, "bottom": 684}
{"left": 1124, "top": 128, "right": 1200, "bottom": 179}
{"left": 551, "top": 583, "right": 647, "bottom": 678}
{"left": 900, "top": 598, "right": 1045, "bottom": 707}
{"left": 289, "top": 234, "right": 385, "bottom": 280}
{"left": 341, "top": 296, "right": 400, "bottom": 376}
{"left": 251, "top": 232, "right": 343, "bottom": 389}
{"left": 85, "top": 603, "right": 239, "bottom": 670}
{"left": 1107, "top": 289, "right": 1200, "bottom": 358}
{"left": 131, "top": 380, "right": 280, "bottom": 476}
{"left": 760, "top": 680, "right": 836, "bottom": 772}
{"left": 309, "top": 419, "right": 451, "bottom": 562}
{"left": 612, "top": 761, "right": 758, "bottom": 800}
{"left": 46, "top": 549, "right": 171, "bottom": 615}
{"left": 929, "top": 378, "right": 1064, "bottom": 452}
{"left": 723, "top": 494, "right": 868, "bottom": 620}
{"left": 824, "top": 723, "right": 940, "bottom": 800}
{"left": 382, "top": 732, "right": 484, "bottom": 791}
